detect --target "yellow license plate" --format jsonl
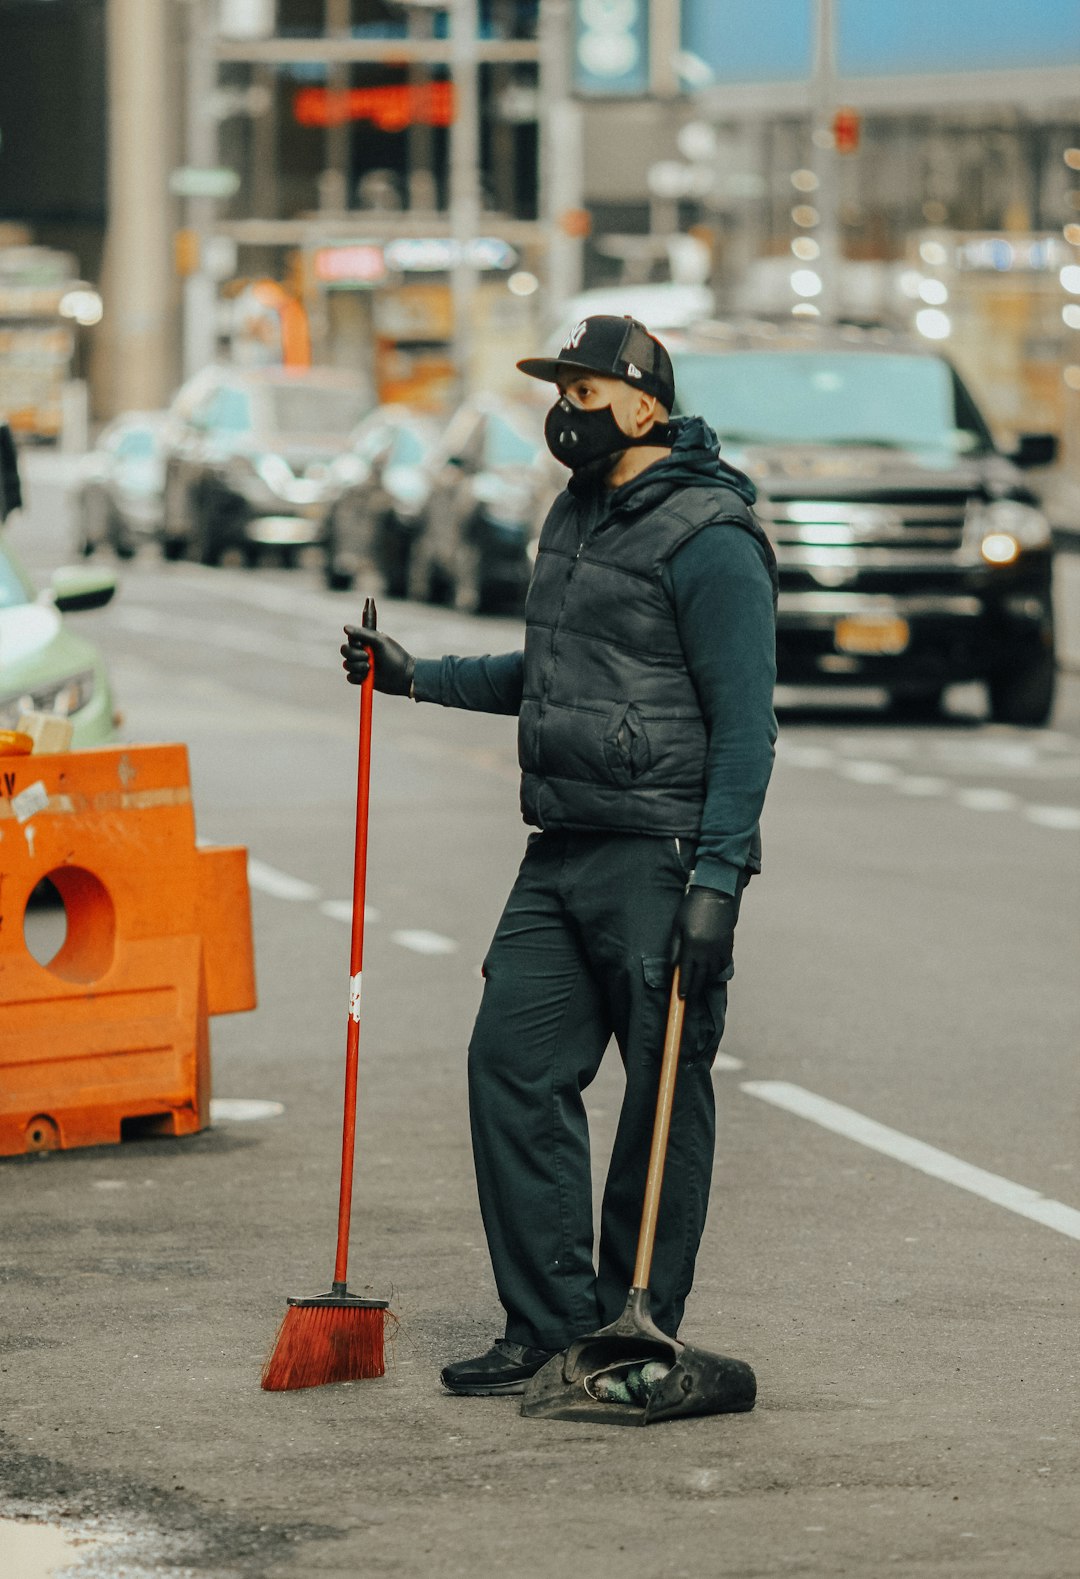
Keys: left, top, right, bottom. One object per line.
{"left": 834, "top": 615, "right": 910, "bottom": 655}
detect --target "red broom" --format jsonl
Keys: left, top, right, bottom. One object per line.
{"left": 261, "top": 597, "right": 389, "bottom": 1390}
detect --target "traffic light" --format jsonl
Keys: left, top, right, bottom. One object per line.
{"left": 833, "top": 107, "right": 861, "bottom": 155}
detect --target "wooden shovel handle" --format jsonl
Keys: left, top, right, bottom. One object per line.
{"left": 632, "top": 970, "right": 686, "bottom": 1292}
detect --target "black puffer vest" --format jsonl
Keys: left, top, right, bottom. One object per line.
{"left": 518, "top": 482, "right": 770, "bottom": 835}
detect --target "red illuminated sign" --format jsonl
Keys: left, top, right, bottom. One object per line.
{"left": 294, "top": 82, "right": 455, "bottom": 132}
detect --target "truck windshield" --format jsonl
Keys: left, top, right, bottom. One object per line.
{"left": 672, "top": 351, "right": 991, "bottom": 456}
{"left": 261, "top": 385, "right": 369, "bottom": 437}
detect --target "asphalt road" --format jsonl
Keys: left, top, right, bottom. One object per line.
{"left": 2, "top": 464, "right": 1079, "bottom": 1579}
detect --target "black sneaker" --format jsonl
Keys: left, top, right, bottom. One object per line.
{"left": 441, "top": 1339, "right": 557, "bottom": 1396}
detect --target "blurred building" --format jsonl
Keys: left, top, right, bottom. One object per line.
{"left": 0, "top": 0, "right": 1077, "bottom": 483}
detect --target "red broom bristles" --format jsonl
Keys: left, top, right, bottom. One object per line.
{"left": 261, "top": 1303, "right": 386, "bottom": 1391}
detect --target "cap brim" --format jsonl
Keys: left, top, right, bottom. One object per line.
{"left": 516, "top": 356, "right": 594, "bottom": 384}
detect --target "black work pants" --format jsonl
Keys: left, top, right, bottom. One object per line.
{"left": 467, "top": 830, "right": 737, "bottom": 1352}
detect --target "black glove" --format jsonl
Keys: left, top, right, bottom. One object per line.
{"left": 341, "top": 626, "right": 416, "bottom": 695}
{"left": 670, "top": 886, "right": 737, "bottom": 1003}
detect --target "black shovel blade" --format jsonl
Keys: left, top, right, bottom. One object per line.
{"left": 521, "top": 1343, "right": 757, "bottom": 1426}
{"left": 521, "top": 1287, "right": 756, "bottom": 1425}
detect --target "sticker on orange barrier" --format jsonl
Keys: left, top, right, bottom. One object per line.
{"left": 0, "top": 743, "right": 256, "bottom": 1157}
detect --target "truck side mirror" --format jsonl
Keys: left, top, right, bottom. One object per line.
{"left": 48, "top": 565, "right": 118, "bottom": 613}
{"left": 1011, "top": 432, "right": 1057, "bottom": 469}
{"left": 1, "top": 423, "right": 23, "bottom": 521}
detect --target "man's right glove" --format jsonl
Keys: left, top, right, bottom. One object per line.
{"left": 670, "top": 886, "right": 737, "bottom": 1003}
{"left": 341, "top": 626, "right": 416, "bottom": 695}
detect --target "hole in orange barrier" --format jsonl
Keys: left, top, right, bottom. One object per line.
{"left": 23, "top": 878, "right": 68, "bottom": 967}
{"left": 23, "top": 866, "right": 116, "bottom": 983}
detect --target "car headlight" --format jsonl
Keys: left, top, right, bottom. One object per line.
{"left": 0, "top": 668, "right": 96, "bottom": 727}
{"left": 964, "top": 499, "right": 1051, "bottom": 566}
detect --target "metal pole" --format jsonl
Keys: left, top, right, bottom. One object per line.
{"left": 450, "top": 0, "right": 481, "bottom": 396}
{"left": 101, "top": 0, "right": 173, "bottom": 413}
{"left": 322, "top": 0, "right": 351, "bottom": 213}
{"left": 811, "top": 0, "right": 841, "bottom": 324}
{"left": 183, "top": 0, "right": 219, "bottom": 376}
{"left": 539, "top": 0, "right": 583, "bottom": 328}
{"left": 407, "top": 5, "right": 437, "bottom": 212}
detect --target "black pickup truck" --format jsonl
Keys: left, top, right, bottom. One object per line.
{"left": 672, "top": 325, "right": 1058, "bottom": 724}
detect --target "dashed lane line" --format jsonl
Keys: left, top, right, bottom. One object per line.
{"left": 390, "top": 929, "right": 459, "bottom": 956}
{"left": 246, "top": 858, "right": 320, "bottom": 902}
{"left": 1026, "top": 804, "right": 1080, "bottom": 830}
{"left": 246, "top": 857, "right": 449, "bottom": 953}
{"left": 778, "top": 740, "right": 1080, "bottom": 833}
{"left": 742, "top": 1080, "right": 1080, "bottom": 1243}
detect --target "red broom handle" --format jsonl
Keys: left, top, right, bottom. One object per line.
{"left": 333, "top": 596, "right": 377, "bottom": 1290}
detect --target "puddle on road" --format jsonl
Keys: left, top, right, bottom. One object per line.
{"left": 0, "top": 1517, "right": 103, "bottom": 1577}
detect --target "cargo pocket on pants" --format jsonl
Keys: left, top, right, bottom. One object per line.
{"left": 641, "top": 954, "right": 727, "bottom": 1066}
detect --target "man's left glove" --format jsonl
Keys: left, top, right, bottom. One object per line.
{"left": 670, "top": 886, "right": 737, "bottom": 1002}
{"left": 340, "top": 625, "right": 415, "bottom": 695}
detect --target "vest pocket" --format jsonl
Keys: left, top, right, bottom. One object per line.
{"left": 601, "top": 702, "right": 653, "bottom": 787}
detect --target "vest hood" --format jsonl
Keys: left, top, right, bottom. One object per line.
{"left": 569, "top": 415, "right": 757, "bottom": 514}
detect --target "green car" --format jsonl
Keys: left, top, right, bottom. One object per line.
{"left": 1, "top": 423, "right": 119, "bottom": 746}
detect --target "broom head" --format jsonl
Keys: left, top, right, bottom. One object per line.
{"left": 261, "top": 1292, "right": 389, "bottom": 1391}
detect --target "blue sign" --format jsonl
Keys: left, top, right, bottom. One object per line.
{"left": 574, "top": 0, "right": 651, "bottom": 96}
{"left": 838, "top": 0, "right": 1080, "bottom": 74}
{"left": 680, "top": 0, "right": 1080, "bottom": 83}
{"left": 680, "top": 0, "right": 813, "bottom": 83}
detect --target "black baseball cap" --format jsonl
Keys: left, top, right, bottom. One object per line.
{"left": 517, "top": 315, "right": 675, "bottom": 412}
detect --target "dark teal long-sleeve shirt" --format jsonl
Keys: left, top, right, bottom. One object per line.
{"left": 411, "top": 516, "right": 777, "bottom": 897}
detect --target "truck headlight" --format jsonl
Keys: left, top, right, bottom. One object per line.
{"left": 0, "top": 668, "right": 96, "bottom": 726}
{"left": 965, "top": 499, "right": 1051, "bottom": 565}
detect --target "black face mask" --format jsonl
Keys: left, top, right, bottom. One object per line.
{"left": 544, "top": 396, "right": 675, "bottom": 472}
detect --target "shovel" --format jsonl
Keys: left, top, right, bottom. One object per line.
{"left": 520, "top": 968, "right": 757, "bottom": 1426}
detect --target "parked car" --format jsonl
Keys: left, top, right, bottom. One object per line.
{"left": 407, "top": 396, "right": 560, "bottom": 613}
{"left": 72, "top": 410, "right": 167, "bottom": 559}
{"left": 320, "top": 405, "right": 443, "bottom": 595}
{"left": 670, "top": 323, "right": 1059, "bottom": 725}
{"left": 1, "top": 425, "right": 119, "bottom": 745}
{"left": 160, "top": 365, "right": 372, "bottom": 566}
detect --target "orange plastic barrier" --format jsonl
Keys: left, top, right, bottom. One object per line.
{"left": 0, "top": 743, "right": 256, "bottom": 1156}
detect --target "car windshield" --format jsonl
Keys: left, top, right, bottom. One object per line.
{"left": 114, "top": 426, "right": 158, "bottom": 459}
{"left": 0, "top": 547, "right": 31, "bottom": 610}
{"left": 672, "top": 351, "right": 991, "bottom": 455}
{"left": 483, "top": 415, "right": 539, "bottom": 467}
{"left": 258, "top": 385, "right": 368, "bottom": 437}
{"left": 388, "top": 426, "right": 428, "bottom": 466}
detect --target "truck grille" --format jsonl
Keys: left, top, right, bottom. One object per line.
{"left": 757, "top": 493, "right": 970, "bottom": 572}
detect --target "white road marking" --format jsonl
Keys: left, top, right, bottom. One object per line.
{"left": 713, "top": 1053, "right": 744, "bottom": 1072}
{"left": 1025, "top": 804, "right": 1080, "bottom": 830}
{"left": 837, "top": 760, "right": 901, "bottom": 784}
{"left": 778, "top": 735, "right": 1080, "bottom": 831}
{"left": 320, "top": 899, "right": 380, "bottom": 924}
{"left": 742, "top": 1080, "right": 1080, "bottom": 1243}
{"left": 210, "top": 1098, "right": 285, "bottom": 1123}
{"left": 247, "top": 858, "right": 320, "bottom": 902}
{"left": 954, "top": 787, "right": 1018, "bottom": 812}
{"left": 391, "top": 929, "right": 459, "bottom": 955}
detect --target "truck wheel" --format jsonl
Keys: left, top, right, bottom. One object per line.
{"left": 988, "top": 649, "right": 1056, "bottom": 727}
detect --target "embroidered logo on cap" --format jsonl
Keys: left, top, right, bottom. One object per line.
{"left": 563, "top": 320, "right": 588, "bottom": 350}
{"left": 625, "top": 362, "right": 643, "bottom": 379}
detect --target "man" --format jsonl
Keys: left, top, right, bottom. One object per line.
{"left": 341, "top": 316, "right": 777, "bottom": 1396}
